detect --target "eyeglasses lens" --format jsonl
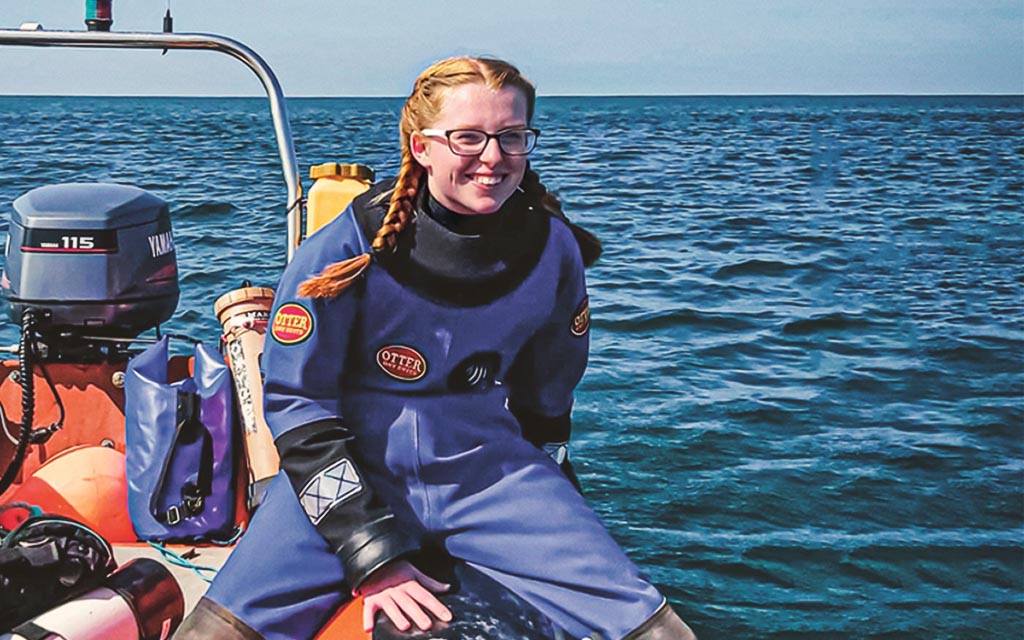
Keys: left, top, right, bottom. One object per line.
{"left": 498, "top": 130, "right": 535, "bottom": 154}
{"left": 449, "top": 130, "right": 487, "bottom": 152}
{"left": 447, "top": 130, "right": 536, "bottom": 156}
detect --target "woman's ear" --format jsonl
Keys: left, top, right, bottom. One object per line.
{"left": 410, "top": 132, "right": 430, "bottom": 168}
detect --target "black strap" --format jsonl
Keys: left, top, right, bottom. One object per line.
{"left": 11, "top": 621, "right": 52, "bottom": 640}
{"left": 151, "top": 390, "right": 215, "bottom": 526}
{"left": 0, "top": 541, "right": 59, "bottom": 569}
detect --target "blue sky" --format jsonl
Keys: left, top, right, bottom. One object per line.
{"left": 1, "top": 1, "right": 1021, "bottom": 96}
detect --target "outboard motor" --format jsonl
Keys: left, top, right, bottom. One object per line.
{"left": 0, "top": 183, "right": 179, "bottom": 494}
{"left": 2, "top": 182, "right": 179, "bottom": 355}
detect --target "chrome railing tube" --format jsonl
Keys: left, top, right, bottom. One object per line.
{"left": 0, "top": 28, "right": 302, "bottom": 260}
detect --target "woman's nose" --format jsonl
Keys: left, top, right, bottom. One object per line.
{"left": 478, "top": 136, "right": 504, "bottom": 164}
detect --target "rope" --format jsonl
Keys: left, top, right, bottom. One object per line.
{"left": 144, "top": 526, "right": 243, "bottom": 583}
{"left": 0, "top": 502, "right": 44, "bottom": 535}
{"left": 209, "top": 525, "right": 245, "bottom": 546}
{"left": 146, "top": 541, "right": 220, "bottom": 584}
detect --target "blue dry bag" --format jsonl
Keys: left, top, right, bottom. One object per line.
{"left": 125, "top": 337, "right": 236, "bottom": 541}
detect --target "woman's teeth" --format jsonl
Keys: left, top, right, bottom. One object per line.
{"left": 474, "top": 175, "right": 502, "bottom": 185}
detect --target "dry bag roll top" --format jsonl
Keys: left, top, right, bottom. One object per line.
{"left": 125, "top": 337, "right": 236, "bottom": 542}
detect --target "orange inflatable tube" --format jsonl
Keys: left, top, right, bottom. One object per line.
{"left": 0, "top": 444, "right": 135, "bottom": 541}
{"left": 313, "top": 597, "right": 370, "bottom": 640}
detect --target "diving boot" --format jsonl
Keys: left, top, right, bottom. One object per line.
{"left": 172, "top": 597, "right": 263, "bottom": 640}
{"left": 622, "top": 601, "right": 697, "bottom": 640}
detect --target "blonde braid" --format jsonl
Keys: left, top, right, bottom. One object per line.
{"left": 296, "top": 160, "right": 421, "bottom": 298}
{"left": 297, "top": 253, "right": 371, "bottom": 298}
{"left": 371, "top": 154, "right": 422, "bottom": 253}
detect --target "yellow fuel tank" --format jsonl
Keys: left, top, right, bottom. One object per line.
{"left": 306, "top": 163, "right": 374, "bottom": 237}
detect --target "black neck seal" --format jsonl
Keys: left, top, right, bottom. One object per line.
{"left": 353, "top": 179, "right": 550, "bottom": 307}
{"left": 424, "top": 194, "right": 503, "bottom": 237}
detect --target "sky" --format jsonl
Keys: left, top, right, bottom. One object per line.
{"left": 0, "top": 1, "right": 1021, "bottom": 96}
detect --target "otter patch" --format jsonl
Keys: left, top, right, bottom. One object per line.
{"left": 571, "top": 296, "right": 590, "bottom": 337}
{"left": 272, "top": 303, "right": 313, "bottom": 344}
{"left": 376, "top": 345, "right": 427, "bottom": 381}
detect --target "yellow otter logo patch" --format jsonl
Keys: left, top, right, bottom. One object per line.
{"left": 272, "top": 303, "right": 313, "bottom": 344}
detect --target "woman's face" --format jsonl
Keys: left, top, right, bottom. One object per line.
{"left": 411, "top": 82, "right": 529, "bottom": 215}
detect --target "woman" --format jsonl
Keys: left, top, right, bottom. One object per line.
{"left": 174, "top": 57, "right": 695, "bottom": 640}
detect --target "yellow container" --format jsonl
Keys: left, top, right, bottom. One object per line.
{"left": 306, "top": 163, "right": 374, "bottom": 237}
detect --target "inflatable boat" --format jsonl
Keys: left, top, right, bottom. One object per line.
{"left": 0, "top": 6, "right": 565, "bottom": 639}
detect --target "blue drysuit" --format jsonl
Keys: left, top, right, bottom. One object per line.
{"left": 205, "top": 182, "right": 665, "bottom": 639}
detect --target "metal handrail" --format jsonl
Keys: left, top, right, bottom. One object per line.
{"left": 0, "top": 28, "right": 302, "bottom": 261}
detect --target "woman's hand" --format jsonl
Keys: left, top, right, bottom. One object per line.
{"left": 357, "top": 559, "right": 453, "bottom": 632}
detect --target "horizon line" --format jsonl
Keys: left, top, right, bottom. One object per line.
{"left": 2, "top": 92, "right": 1022, "bottom": 99}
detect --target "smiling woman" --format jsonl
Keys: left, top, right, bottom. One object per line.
{"left": 409, "top": 83, "right": 531, "bottom": 215}
{"left": 172, "top": 56, "right": 695, "bottom": 640}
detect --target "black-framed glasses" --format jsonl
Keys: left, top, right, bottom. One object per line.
{"left": 419, "top": 128, "right": 540, "bottom": 156}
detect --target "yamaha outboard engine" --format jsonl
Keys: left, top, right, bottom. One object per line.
{"left": 2, "top": 183, "right": 179, "bottom": 358}
{"left": 0, "top": 183, "right": 179, "bottom": 494}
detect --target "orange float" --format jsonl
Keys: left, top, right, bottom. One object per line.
{"left": 0, "top": 444, "right": 134, "bottom": 541}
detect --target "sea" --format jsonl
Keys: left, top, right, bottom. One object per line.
{"left": 0, "top": 95, "right": 1021, "bottom": 639}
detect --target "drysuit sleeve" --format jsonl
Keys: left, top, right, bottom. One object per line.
{"left": 507, "top": 228, "right": 591, "bottom": 492}
{"left": 262, "top": 209, "right": 417, "bottom": 591}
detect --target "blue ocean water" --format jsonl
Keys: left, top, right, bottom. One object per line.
{"left": 0, "top": 95, "right": 1022, "bottom": 639}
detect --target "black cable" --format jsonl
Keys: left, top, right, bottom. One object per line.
{"left": 27, "top": 353, "right": 64, "bottom": 445}
{"left": 0, "top": 310, "right": 37, "bottom": 495}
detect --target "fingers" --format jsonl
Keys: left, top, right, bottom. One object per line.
{"left": 392, "top": 589, "right": 434, "bottom": 630}
{"left": 359, "top": 561, "right": 456, "bottom": 632}
{"left": 362, "top": 598, "right": 380, "bottom": 632}
{"left": 363, "top": 595, "right": 412, "bottom": 632}
{"left": 362, "top": 581, "right": 452, "bottom": 632}
{"left": 406, "top": 580, "right": 453, "bottom": 623}
{"left": 362, "top": 598, "right": 409, "bottom": 630}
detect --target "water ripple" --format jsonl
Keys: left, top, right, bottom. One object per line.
{"left": 1, "top": 95, "right": 1021, "bottom": 639}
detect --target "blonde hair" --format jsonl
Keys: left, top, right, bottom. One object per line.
{"left": 298, "top": 56, "right": 598, "bottom": 299}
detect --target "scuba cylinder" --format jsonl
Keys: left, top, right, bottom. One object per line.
{"left": 214, "top": 286, "right": 278, "bottom": 511}
{"left": 0, "top": 558, "right": 183, "bottom": 640}
{"left": 306, "top": 163, "right": 374, "bottom": 237}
